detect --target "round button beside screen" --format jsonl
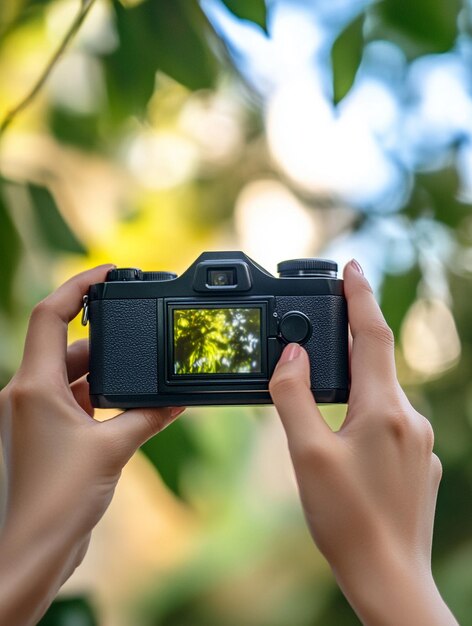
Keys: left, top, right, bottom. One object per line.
{"left": 279, "top": 311, "right": 312, "bottom": 344}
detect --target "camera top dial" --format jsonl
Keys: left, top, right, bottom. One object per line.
{"left": 106, "top": 268, "right": 142, "bottom": 281}
{"left": 277, "top": 259, "right": 338, "bottom": 278}
{"left": 106, "top": 268, "right": 177, "bottom": 281}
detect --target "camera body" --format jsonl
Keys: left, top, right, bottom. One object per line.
{"left": 85, "top": 251, "right": 349, "bottom": 408}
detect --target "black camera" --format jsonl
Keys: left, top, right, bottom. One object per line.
{"left": 84, "top": 251, "right": 349, "bottom": 408}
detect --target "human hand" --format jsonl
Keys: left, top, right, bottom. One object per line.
{"left": 269, "top": 260, "right": 457, "bottom": 626}
{"left": 0, "top": 265, "right": 184, "bottom": 626}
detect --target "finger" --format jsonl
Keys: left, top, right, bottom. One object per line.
{"left": 70, "top": 375, "right": 94, "bottom": 417}
{"left": 269, "top": 343, "right": 334, "bottom": 453}
{"left": 21, "top": 265, "right": 114, "bottom": 380}
{"left": 343, "top": 260, "right": 397, "bottom": 395}
{"left": 102, "top": 405, "right": 186, "bottom": 459}
{"left": 66, "top": 339, "right": 89, "bottom": 383}
{"left": 348, "top": 327, "right": 353, "bottom": 379}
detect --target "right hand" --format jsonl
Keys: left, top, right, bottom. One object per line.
{"left": 269, "top": 259, "right": 457, "bottom": 626}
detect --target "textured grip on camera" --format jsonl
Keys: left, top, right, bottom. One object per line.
{"left": 89, "top": 299, "right": 157, "bottom": 394}
{"left": 275, "top": 295, "right": 348, "bottom": 391}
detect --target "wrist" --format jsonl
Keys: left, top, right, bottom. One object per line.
{"left": 0, "top": 519, "right": 86, "bottom": 626}
{"left": 332, "top": 548, "right": 457, "bottom": 626}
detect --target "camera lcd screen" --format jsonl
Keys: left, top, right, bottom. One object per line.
{"left": 173, "top": 307, "right": 262, "bottom": 375}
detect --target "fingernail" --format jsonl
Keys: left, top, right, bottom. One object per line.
{"left": 279, "top": 343, "right": 302, "bottom": 364}
{"left": 96, "top": 263, "right": 116, "bottom": 270}
{"left": 350, "top": 259, "right": 363, "bottom": 275}
{"left": 170, "top": 407, "right": 185, "bottom": 419}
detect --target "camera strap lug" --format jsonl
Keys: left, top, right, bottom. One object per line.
{"left": 81, "top": 295, "right": 89, "bottom": 326}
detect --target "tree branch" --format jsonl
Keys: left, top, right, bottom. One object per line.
{"left": 0, "top": 0, "right": 97, "bottom": 138}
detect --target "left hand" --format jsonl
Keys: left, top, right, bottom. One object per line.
{"left": 0, "top": 265, "right": 184, "bottom": 626}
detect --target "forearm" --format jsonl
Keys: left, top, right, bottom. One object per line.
{"left": 0, "top": 524, "right": 87, "bottom": 626}
{"left": 333, "top": 553, "right": 458, "bottom": 626}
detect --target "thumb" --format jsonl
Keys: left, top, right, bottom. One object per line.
{"left": 269, "top": 344, "right": 333, "bottom": 453}
{"left": 102, "top": 405, "right": 186, "bottom": 460}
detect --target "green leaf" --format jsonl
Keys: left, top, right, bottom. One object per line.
{"left": 0, "top": 180, "right": 21, "bottom": 312}
{"left": 403, "top": 165, "right": 472, "bottom": 229}
{"left": 221, "top": 0, "right": 267, "bottom": 32}
{"left": 28, "top": 184, "right": 86, "bottom": 254}
{"left": 104, "top": 0, "right": 220, "bottom": 123}
{"left": 380, "top": 264, "right": 421, "bottom": 338}
{"left": 104, "top": 1, "right": 161, "bottom": 123}
{"left": 417, "top": 166, "right": 471, "bottom": 228}
{"left": 38, "top": 596, "right": 98, "bottom": 626}
{"left": 432, "top": 461, "right": 472, "bottom": 556}
{"left": 147, "top": 0, "right": 219, "bottom": 90}
{"left": 373, "top": 0, "right": 461, "bottom": 56}
{"left": 331, "top": 13, "right": 364, "bottom": 105}
{"left": 48, "top": 106, "right": 100, "bottom": 151}
{"left": 140, "top": 419, "right": 202, "bottom": 498}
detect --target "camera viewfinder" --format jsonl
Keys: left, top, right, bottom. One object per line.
{"left": 207, "top": 268, "right": 236, "bottom": 287}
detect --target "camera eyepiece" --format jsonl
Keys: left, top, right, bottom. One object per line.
{"left": 277, "top": 259, "right": 338, "bottom": 278}
{"left": 207, "top": 269, "right": 236, "bottom": 286}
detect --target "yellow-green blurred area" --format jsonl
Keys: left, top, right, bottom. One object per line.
{"left": 1, "top": 0, "right": 472, "bottom": 624}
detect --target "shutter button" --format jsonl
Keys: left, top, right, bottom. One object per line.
{"left": 279, "top": 311, "right": 312, "bottom": 344}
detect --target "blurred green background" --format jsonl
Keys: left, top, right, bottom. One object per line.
{"left": 1, "top": 0, "right": 472, "bottom": 624}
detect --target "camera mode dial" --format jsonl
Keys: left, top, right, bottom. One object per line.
{"left": 278, "top": 258, "right": 337, "bottom": 278}
{"left": 106, "top": 268, "right": 142, "bottom": 281}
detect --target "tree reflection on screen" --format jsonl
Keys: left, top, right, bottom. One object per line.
{"left": 173, "top": 308, "right": 261, "bottom": 374}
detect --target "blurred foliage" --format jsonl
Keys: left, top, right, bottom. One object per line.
{"left": 0, "top": 181, "right": 21, "bottom": 313}
{"left": 103, "top": 0, "right": 220, "bottom": 125}
{"left": 409, "top": 165, "right": 472, "bottom": 228}
{"left": 141, "top": 419, "right": 202, "bottom": 499}
{"left": 373, "top": 0, "right": 462, "bottom": 55}
{"left": 331, "top": 0, "right": 463, "bottom": 99}
{"left": 29, "top": 182, "right": 87, "bottom": 253}
{"left": 39, "top": 596, "right": 98, "bottom": 626}
{"left": 0, "top": 0, "right": 471, "bottom": 624}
